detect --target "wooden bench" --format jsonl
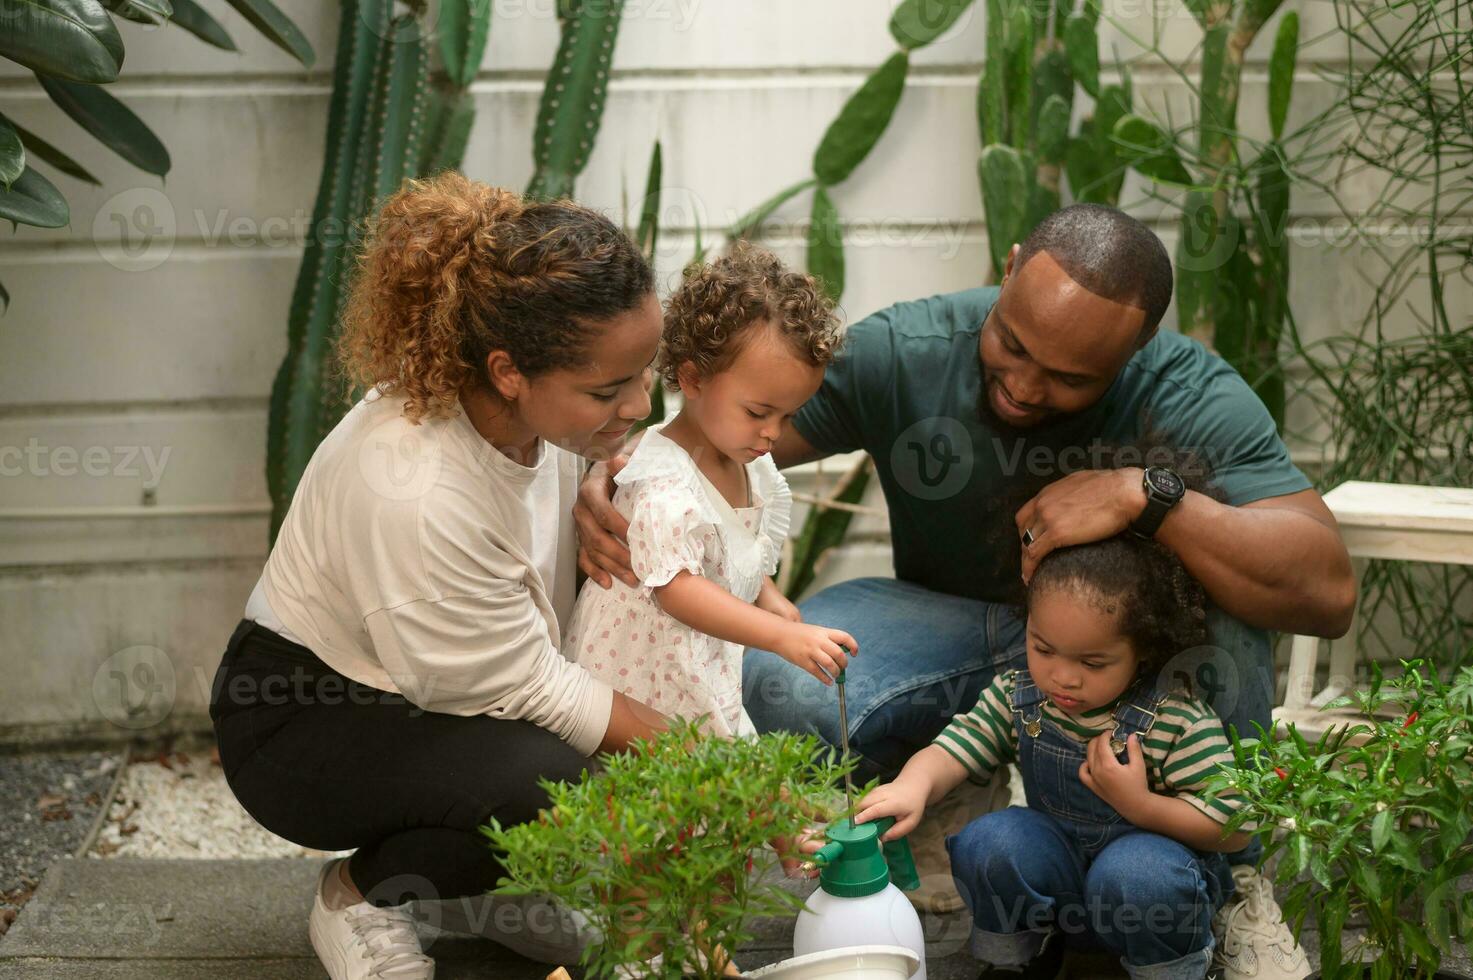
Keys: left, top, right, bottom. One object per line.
{"left": 1275, "top": 481, "right": 1473, "bottom": 737}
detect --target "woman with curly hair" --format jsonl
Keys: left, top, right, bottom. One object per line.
{"left": 563, "top": 243, "right": 856, "bottom": 740}
{"left": 854, "top": 448, "right": 1252, "bottom": 980}
{"left": 208, "top": 172, "right": 669, "bottom": 979}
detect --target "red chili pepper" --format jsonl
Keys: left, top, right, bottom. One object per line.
{"left": 600, "top": 842, "right": 609, "bottom": 857}
{"left": 1274, "top": 767, "right": 1289, "bottom": 780}
{"left": 1403, "top": 711, "right": 1419, "bottom": 729}
{"left": 621, "top": 843, "right": 632, "bottom": 866}
{"left": 745, "top": 856, "right": 754, "bottom": 874}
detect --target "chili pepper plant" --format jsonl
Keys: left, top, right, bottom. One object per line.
{"left": 1207, "top": 660, "right": 1473, "bottom": 979}
{"left": 482, "top": 720, "right": 855, "bottom": 979}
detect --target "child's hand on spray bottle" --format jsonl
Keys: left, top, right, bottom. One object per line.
{"left": 772, "top": 623, "right": 857, "bottom": 685}
{"left": 853, "top": 776, "right": 931, "bottom": 842}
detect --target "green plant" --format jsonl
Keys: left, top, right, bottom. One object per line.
{"left": 1108, "top": 0, "right": 1304, "bottom": 426}
{"left": 1281, "top": 0, "right": 1473, "bottom": 668}
{"left": 483, "top": 720, "right": 853, "bottom": 980}
{"left": 1208, "top": 661, "right": 1473, "bottom": 980}
{"left": 267, "top": 0, "right": 628, "bottom": 536}
{"left": 0, "top": 0, "right": 313, "bottom": 308}
{"left": 979, "top": 0, "right": 1132, "bottom": 280}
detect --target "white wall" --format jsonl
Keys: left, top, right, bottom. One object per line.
{"left": 0, "top": 0, "right": 1462, "bottom": 741}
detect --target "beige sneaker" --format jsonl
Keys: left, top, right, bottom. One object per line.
{"left": 309, "top": 860, "right": 435, "bottom": 980}
{"left": 1212, "top": 865, "right": 1311, "bottom": 979}
{"left": 906, "top": 766, "right": 1013, "bottom": 914}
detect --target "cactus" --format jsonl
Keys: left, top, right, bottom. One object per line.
{"left": 1116, "top": 2, "right": 1300, "bottom": 427}
{"left": 527, "top": 0, "right": 625, "bottom": 200}
{"left": 976, "top": 0, "right": 1118, "bottom": 280}
{"left": 267, "top": 0, "right": 500, "bottom": 537}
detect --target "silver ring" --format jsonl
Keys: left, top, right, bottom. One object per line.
{"left": 1021, "top": 528, "right": 1036, "bottom": 548}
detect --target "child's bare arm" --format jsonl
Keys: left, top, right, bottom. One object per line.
{"left": 1125, "top": 793, "right": 1252, "bottom": 853}
{"left": 653, "top": 572, "right": 855, "bottom": 683}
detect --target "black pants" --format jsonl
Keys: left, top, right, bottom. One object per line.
{"left": 209, "top": 620, "right": 593, "bottom": 907}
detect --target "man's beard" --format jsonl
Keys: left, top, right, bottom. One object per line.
{"left": 976, "top": 373, "right": 1070, "bottom": 438}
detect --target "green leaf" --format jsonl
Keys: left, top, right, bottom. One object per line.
{"left": 0, "top": 0, "right": 123, "bottom": 82}
{"left": 1319, "top": 896, "right": 1347, "bottom": 975}
{"left": 8, "top": 116, "right": 102, "bottom": 185}
{"left": 635, "top": 139, "right": 660, "bottom": 259}
{"left": 812, "top": 52, "right": 909, "bottom": 186}
{"left": 37, "top": 74, "right": 171, "bottom": 177}
{"left": 104, "top": 0, "right": 172, "bottom": 25}
{"left": 1003, "top": 0, "right": 1033, "bottom": 146}
{"left": 1112, "top": 113, "right": 1192, "bottom": 186}
{"left": 806, "top": 186, "right": 844, "bottom": 301}
{"left": 440, "top": 0, "right": 493, "bottom": 88}
{"left": 1035, "top": 93, "right": 1069, "bottom": 164}
{"left": 978, "top": 142, "right": 1029, "bottom": 277}
{"left": 1267, "top": 10, "right": 1298, "bottom": 141}
{"left": 168, "top": 0, "right": 237, "bottom": 49}
{"left": 979, "top": 0, "right": 1005, "bottom": 145}
{"left": 1399, "top": 917, "right": 1442, "bottom": 968}
{"left": 0, "top": 165, "right": 69, "bottom": 228}
{"left": 727, "top": 177, "right": 818, "bottom": 241}
{"left": 222, "top": 0, "right": 315, "bottom": 68}
{"left": 889, "top": 0, "right": 976, "bottom": 50}
{"left": 1063, "top": 13, "right": 1098, "bottom": 98}
{"left": 0, "top": 115, "right": 23, "bottom": 189}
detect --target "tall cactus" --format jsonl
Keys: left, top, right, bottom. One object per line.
{"left": 977, "top": 0, "right": 1124, "bottom": 281}
{"left": 267, "top": 0, "right": 490, "bottom": 537}
{"left": 527, "top": 0, "right": 625, "bottom": 200}
{"left": 1111, "top": 3, "right": 1301, "bottom": 426}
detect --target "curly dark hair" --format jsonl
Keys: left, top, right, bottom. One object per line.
{"left": 337, "top": 172, "right": 654, "bottom": 423}
{"left": 658, "top": 242, "right": 841, "bottom": 389}
{"left": 1026, "top": 443, "right": 1225, "bottom": 688}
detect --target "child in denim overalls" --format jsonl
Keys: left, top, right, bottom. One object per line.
{"left": 855, "top": 473, "right": 1253, "bottom": 979}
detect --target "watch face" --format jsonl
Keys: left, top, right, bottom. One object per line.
{"left": 1147, "top": 467, "right": 1185, "bottom": 498}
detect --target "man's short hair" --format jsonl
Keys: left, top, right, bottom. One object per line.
{"left": 1014, "top": 204, "right": 1174, "bottom": 334}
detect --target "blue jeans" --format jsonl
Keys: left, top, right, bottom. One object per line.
{"left": 947, "top": 807, "right": 1231, "bottom": 979}
{"left": 742, "top": 577, "right": 1270, "bottom": 860}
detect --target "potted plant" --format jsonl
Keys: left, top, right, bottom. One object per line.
{"left": 1208, "top": 660, "right": 1473, "bottom": 979}
{"left": 483, "top": 720, "right": 915, "bottom": 980}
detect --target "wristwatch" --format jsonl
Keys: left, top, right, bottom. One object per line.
{"left": 1131, "top": 466, "right": 1186, "bottom": 538}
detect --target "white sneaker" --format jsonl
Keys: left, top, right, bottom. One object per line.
{"left": 1212, "top": 865, "right": 1311, "bottom": 979}
{"left": 309, "top": 861, "right": 435, "bottom": 979}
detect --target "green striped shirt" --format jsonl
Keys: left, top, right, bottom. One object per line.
{"left": 934, "top": 671, "right": 1250, "bottom": 828}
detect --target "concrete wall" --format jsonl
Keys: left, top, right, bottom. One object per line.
{"left": 0, "top": 0, "right": 1463, "bottom": 743}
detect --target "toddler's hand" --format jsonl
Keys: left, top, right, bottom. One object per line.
{"left": 853, "top": 778, "right": 929, "bottom": 841}
{"left": 773, "top": 623, "right": 856, "bottom": 684}
{"left": 1079, "top": 732, "right": 1150, "bottom": 820}
{"left": 756, "top": 585, "right": 801, "bottom": 623}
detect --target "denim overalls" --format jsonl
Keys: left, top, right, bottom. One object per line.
{"left": 946, "top": 671, "right": 1233, "bottom": 980}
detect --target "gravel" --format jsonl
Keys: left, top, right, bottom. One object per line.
{"left": 87, "top": 750, "right": 348, "bottom": 862}
{"left": 0, "top": 750, "right": 121, "bottom": 933}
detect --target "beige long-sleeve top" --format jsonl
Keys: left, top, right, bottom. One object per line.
{"left": 256, "top": 389, "right": 614, "bottom": 756}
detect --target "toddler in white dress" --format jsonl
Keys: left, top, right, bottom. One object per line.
{"left": 566, "top": 244, "right": 858, "bottom": 737}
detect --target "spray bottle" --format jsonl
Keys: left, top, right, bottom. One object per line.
{"left": 792, "top": 671, "right": 927, "bottom": 978}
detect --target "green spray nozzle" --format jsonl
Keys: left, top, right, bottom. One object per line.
{"left": 809, "top": 816, "right": 920, "bottom": 897}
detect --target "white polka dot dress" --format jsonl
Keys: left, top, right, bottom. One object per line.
{"left": 564, "top": 425, "right": 791, "bottom": 738}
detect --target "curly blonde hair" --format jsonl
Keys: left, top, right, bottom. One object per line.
{"left": 337, "top": 172, "right": 653, "bottom": 423}
{"left": 658, "top": 242, "right": 841, "bottom": 390}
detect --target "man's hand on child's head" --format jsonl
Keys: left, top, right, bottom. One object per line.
{"left": 574, "top": 454, "right": 638, "bottom": 589}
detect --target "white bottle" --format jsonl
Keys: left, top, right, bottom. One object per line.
{"left": 791, "top": 818, "right": 927, "bottom": 980}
